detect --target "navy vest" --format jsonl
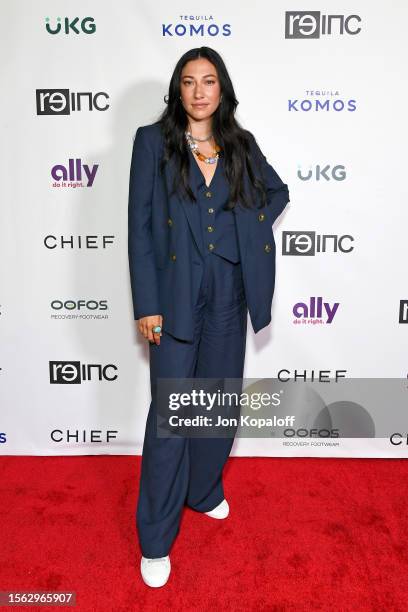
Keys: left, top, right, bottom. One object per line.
{"left": 189, "top": 150, "right": 240, "bottom": 264}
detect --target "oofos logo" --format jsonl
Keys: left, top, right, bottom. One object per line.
{"left": 51, "top": 300, "right": 108, "bottom": 311}
{"left": 284, "top": 428, "right": 340, "bottom": 437}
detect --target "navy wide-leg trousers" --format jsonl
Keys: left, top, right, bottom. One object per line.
{"left": 136, "top": 253, "right": 248, "bottom": 558}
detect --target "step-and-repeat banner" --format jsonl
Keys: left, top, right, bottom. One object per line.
{"left": 1, "top": 2, "right": 407, "bottom": 457}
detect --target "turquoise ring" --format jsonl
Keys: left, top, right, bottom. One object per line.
{"left": 152, "top": 325, "right": 162, "bottom": 334}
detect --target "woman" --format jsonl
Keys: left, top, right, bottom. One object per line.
{"left": 128, "top": 46, "right": 290, "bottom": 587}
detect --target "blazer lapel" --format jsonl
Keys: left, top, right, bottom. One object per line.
{"left": 164, "top": 156, "right": 204, "bottom": 257}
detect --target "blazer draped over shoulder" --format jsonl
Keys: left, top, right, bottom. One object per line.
{"left": 128, "top": 122, "right": 290, "bottom": 341}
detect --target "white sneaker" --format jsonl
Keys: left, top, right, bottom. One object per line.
{"left": 204, "top": 498, "right": 229, "bottom": 519}
{"left": 140, "top": 555, "right": 171, "bottom": 587}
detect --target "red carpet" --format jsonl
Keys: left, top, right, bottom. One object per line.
{"left": 0, "top": 455, "right": 407, "bottom": 611}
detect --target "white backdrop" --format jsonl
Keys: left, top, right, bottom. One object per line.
{"left": 1, "top": 2, "right": 407, "bottom": 456}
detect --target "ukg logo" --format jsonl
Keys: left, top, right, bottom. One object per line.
{"left": 45, "top": 17, "right": 96, "bottom": 35}
{"left": 297, "top": 164, "right": 346, "bottom": 182}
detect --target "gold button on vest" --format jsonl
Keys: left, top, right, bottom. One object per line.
{"left": 264, "top": 243, "right": 271, "bottom": 253}
{"left": 170, "top": 253, "right": 177, "bottom": 261}
{"left": 207, "top": 226, "right": 214, "bottom": 232}
{"left": 258, "top": 213, "right": 265, "bottom": 222}
{"left": 167, "top": 218, "right": 173, "bottom": 227}
{"left": 205, "top": 191, "right": 212, "bottom": 198}
{"left": 208, "top": 243, "right": 215, "bottom": 251}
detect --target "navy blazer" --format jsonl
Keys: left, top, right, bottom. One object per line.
{"left": 128, "top": 122, "right": 290, "bottom": 341}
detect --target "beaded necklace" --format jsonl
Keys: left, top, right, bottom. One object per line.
{"left": 185, "top": 131, "right": 221, "bottom": 165}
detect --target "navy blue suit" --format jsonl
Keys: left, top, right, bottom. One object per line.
{"left": 128, "top": 122, "right": 290, "bottom": 343}
{"left": 128, "top": 122, "right": 289, "bottom": 557}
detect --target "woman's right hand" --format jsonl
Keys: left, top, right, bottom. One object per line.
{"left": 138, "top": 314, "right": 163, "bottom": 345}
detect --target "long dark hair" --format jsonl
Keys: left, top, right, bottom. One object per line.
{"left": 155, "top": 46, "right": 267, "bottom": 211}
